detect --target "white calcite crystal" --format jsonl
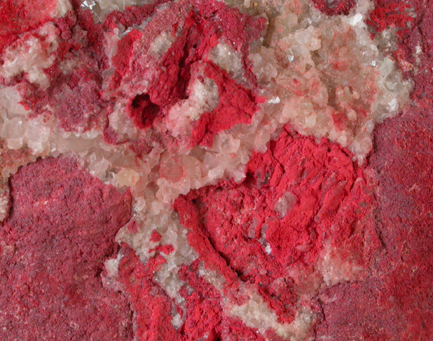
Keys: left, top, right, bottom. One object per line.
{"left": 167, "top": 65, "right": 220, "bottom": 137}
{"left": 248, "top": 0, "right": 411, "bottom": 163}
{"left": 274, "top": 191, "right": 297, "bottom": 217}
{"left": 318, "top": 243, "right": 364, "bottom": 286}
{"left": 81, "top": 0, "right": 151, "bottom": 20}
{"left": 229, "top": 289, "right": 313, "bottom": 340}
{"left": 210, "top": 40, "right": 246, "bottom": 84}
{"left": 0, "top": 189, "right": 8, "bottom": 222}
{"left": 149, "top": 31, "right": 176, "bottom": 59}
{"left": 55, "top": 0, "right": 72, "bottom": 17}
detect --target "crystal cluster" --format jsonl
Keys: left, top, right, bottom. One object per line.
{"left": 248, "top": 0, "right": 411, "bottom": 164}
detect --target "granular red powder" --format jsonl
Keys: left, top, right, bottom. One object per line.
{"left": 118, "top": 245, "right": 269, "bottom": 340}
{"left": 174, "top": 126, "right": 378, "bottom": 331}
{"left": 0, "top": 157, "right": 133, "bottom": 340}
{"left": 311, "top": 0, "right": 356, "bottom": 16}
{"left": 0, "top": 0, "right": 58, "bottom": 52}
{"left": 190, "top": 62, "right": 261, "bottom": 147}
{"left": 313, "top": 0, "right": 433, "bottom": 339}
{"left": 117, "top": 244, "right": 177, "bottom": 341}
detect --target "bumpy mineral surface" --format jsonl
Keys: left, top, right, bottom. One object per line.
{"left": 0, "top": 0, "right": 431, "bottom": 340}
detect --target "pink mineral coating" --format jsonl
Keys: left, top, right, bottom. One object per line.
{"left": 0, "top": 157, "right": 133, "bottom": 340}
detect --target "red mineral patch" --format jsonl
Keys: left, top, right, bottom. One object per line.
{"left": 190, "top": 62, "right": 261, "bottom": 147}
{"left": 367, "top": 1, "right": 413, "bottom": 34}
{"left": 0, "top": 157, "right": 133, "bottom": 340}
{"left": 1, "top": 0, "right": 432, "bottom": 340}
{"left": 128, "top": 93, "right": 162, "bottom": 130}
{"left": 111, "top": 0, "right": 265, "bottom": 148}
{"left": 0, "top": 0, "right": 58, "bottom": 53}
{"left": 175, "top": 126, "right": 378, "bottom": 329}
{"left": 311, "top": 0, "right": 356, "bottom": 16}
{"left": 314, "top": 1, "right": 433, "bottom": 339}
{"left": 117, "top": 245, "right": 177, "bottom": 341}
{"left": 118, "top": 246, "right": 270, "bottom": 341}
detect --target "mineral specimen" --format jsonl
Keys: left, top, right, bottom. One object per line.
{"left": 0, "top": 0, "right": 431, "bottom": 340}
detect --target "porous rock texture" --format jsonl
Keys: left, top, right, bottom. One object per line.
{"left": 315, "top": 0, "right": 433, "bottom": 339}
{"left": 0, "top": 0, "right": 432, "bottom": 340}
{"left": 0, "top": 157, "right": 133, "bottom": 340}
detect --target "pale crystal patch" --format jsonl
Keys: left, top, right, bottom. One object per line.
{"left": 210, "top": 40, "right": 246, "bottom": 84}
{"left": 149, "top": 31, "right": 175, "bottom": 59}
{"left": 318, "top": 243, "right": 364, "bottom": 286}
{"left": 167, "top": 68, "right": 220, "bottom": 137}
{"left": 113, "top": 168, "right": 140, "bottom": 187}
{"left": 104, "top": 252, "right": 123, "bottom": 280}
{"left": 229, "top": 290, "right": 313, "bottom": 340}
{"left": 81, "top": 0, "right": 153, "bottom": 21}
{"left": 0, "top": 190, "right": 8, "bottom": 222}
{"left": 55, "top": 0, "right": 72, "bottom": 17}
{"left": 107, "top": 102, "right": 141, "bottom": 141}
{"left": 274, "top": 191, "right": 297, "bottom": 217}
{"left": 248, "top": 0, "right": 411, "bottom": 164}
{"left": 101, "top": 252, "right": 125, "bottom": 291}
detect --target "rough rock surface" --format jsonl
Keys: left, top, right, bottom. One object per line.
{"left": 0, "top": 0, "right": 432, "bottom": 340}
{"left": 0, "top": 157, "right": 133, "bottom": 340}
{"left": 314, "top": 1, "right": 433, "bottom": 339}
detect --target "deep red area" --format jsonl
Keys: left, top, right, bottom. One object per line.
{"left": 315, "top": 1, "right": 433, "bottom": 340}
{"left": 0, "top": 0, "right": 57, "bottom": 53}
{"left": 175, "top": 127, "right": 377, "bottom": 328}
{"left": 178, "top": 260, "right": 225, "bottom": 340}
{"left": 113, "top": 0, "right": 265, "bottom": 148}
{"left": 128, "top": 93, "right": 162, "bottom": 129}
{"left": 191, "top": 62, "right": 261, "bottom": 147}
{"left": 0, "top": 157, "right": 133, "bottom": 340}
{"left": 311, "top": 0, "right": 356, "bottom": 16}
{"left": 367, "top": 2, "right": 413, "bottom": 33}
{"left": 118, "top": 246, "right": 265, "bottom": 341}
{"left": 150, "top": 230, "right": 163, "bottom": 242}
{"left": 111, "top": 28, "right": 142, "bottom": 82}
{"left": 178, "top": 260, "right": 268, "bottom": 341}
{"left": 117, "top": 245, "right": 177, "bottom": 341}
{"left": 5, "top": 1, "right": 167, "bottom": 132}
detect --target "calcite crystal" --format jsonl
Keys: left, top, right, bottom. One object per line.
{"left": 0, "top": 0, "right": 432, "bottom": 340}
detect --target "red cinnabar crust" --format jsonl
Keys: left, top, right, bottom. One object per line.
{"left": 174, "top": 127, "right": 378, "bottom": 336}
{"left": 311, "top": 0, "right": 356, "bottom": 16}
{"left": 0, "top": 157, "right": 133, "bottom": 341}
{"left": 315, "top": 0, "right": 433, "bottom": 339}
